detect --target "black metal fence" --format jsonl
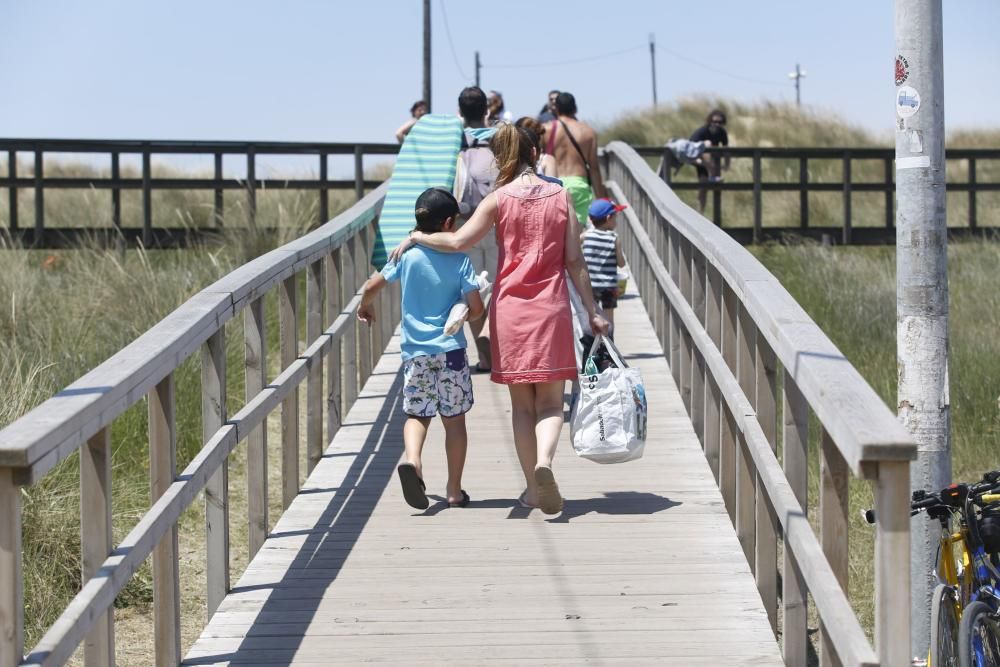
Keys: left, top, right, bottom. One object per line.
{"left": 633, "top": 145, "right": 1000, "bottom": 244}
{"left": 0, "top": 139, "right": 399, "bottom": 248}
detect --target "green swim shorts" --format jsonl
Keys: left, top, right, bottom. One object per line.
{"left": 561, "top": 175, "right": 594, "bottom": 227}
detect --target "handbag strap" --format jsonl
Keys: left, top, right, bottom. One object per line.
{"left": 587, "top": 334, "right": 628, "bottom": 369}
{"left": 557, "top": 119, "right": 592, "bottom": 186}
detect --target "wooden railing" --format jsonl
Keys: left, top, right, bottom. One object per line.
{"left": 0, "top": 139, "right": 399, "bottom": 248}
{"left": 605, "top": 142, "right": 918, "bottom": 666}
{"left": 633, "top": 145, "right": 1000, "bottom": 244}
{"left": 0, "top": 181, "right": 398, "bottom": 666}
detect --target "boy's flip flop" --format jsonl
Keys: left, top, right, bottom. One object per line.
{"left": 448, "top": 490, "right": 471, "bottom": 508}
{"left": 397, "top": 463, "right": 429, "bottom": 510}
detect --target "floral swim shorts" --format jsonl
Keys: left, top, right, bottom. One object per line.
{"left": 402, "top": 349, "right": 474, "bottom": 418}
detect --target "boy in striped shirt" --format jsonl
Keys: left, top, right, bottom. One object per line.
{"left": 581, "top": 198, "right": 627, "bottom": 328}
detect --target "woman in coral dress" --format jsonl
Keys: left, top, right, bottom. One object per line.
{"left": 393, "top": 124, "right": 609, "bottom": 514}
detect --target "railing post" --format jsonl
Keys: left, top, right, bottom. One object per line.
{"left": 245, "top": 297, "right": 268, "bottom": 557}
{"left": 342, "top": 236, "right": 359, "bottom": 411}
{"left": 875, "top": 460, "right": 911, "bottom": 667}
{"left": 7, "top": 150, "right": 17, "bottom": 232}
{"left": 246, "top": 147, "right": 256, "bottom": 227}
{"left": 690, "top": 248, "right": 707, "bottom": 444}
{"left": 142, "top": 148, "right": 152, "bottom": 247}
{"left": 213, "top": 152, "right": 224, "bottom": 227}
{"left": 203, "top": 329, "right": 229, "bottom": 619}
{"left": 326, "top": 247, "right": 344, "bottom": 439}
{"left": 307, "top": 259, "right": 325, "bottom": 474}
{"left": 884, "top": 157, "right": 894, "bottom": 230}
{"left": 968, "top": 157, "right": 977, "bottom": 231}
{"left": 356, "top": 226, "right": 373, "bottom": 386}
{"left": 799, "top": 157, "right": 809, "bottom": 230}
{"left": 704, "top": 265, "right": 723, "bottom": 480}
{"left": 33, "top": 150, "right": 44, "bottom": 247}
{"left": 279, "top": 275, "right": 300, "bottom": 509}
{"left": 319, "top": 152, "right": 329, "bottom": 225}
{"left": 752, "top": 150, "right": 762, "bottom": 243}
{"left": 820, "top": 427, "right": 849, "bottom": 667}
{"left": 0, "top": 466, "right": 24, "bottom": 666}
{"left": 755, "top": 337, "right": 778, "bottom": 633}
{"left": 736, "top": 304, "right": 756, "bottom": 567}
{"left": 667, "top": 227, "right": 681, "bottom": 387}
{"left": 110, "top": 152, "right": 122, "bottom": 245}
{"left": 782, "top": 373, "right": 809, "bottom": 666}
{"left": 81, "top": 427, "right": 115, "bottom": 666}
{"left": 354, "top": 145, "right": 364, "bottom": 202}
{"left": 149, "top": 374, "right": 180, "bottom": 667}
{"left": 719, "top": 283, "right": 739, "bottom": 523}
{"left": 678, "top": 237, "right": 693, "bottom": 413}
{"left": 842, "top": 152, "right": 852, "bottom": 245}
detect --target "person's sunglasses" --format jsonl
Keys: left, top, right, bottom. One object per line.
{"left": 711, "top": 118, "right": 725, "bottom": 125}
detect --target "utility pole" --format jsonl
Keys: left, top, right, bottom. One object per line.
{"left": 649, "top": 33, "right": 658, "bottom": 108}
{"left": 475, "top": 51, "right": 481, "bottom": 88}
{"left": 895, "top": 0, "right": 948, "bottom": 662}
{"left": 423, "top": 0, "right": 432, "bottom": 111}
{"left": 787, "top": 63, "right": 807, "bottom": 107}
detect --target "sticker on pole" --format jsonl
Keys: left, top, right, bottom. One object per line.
{"left": 896, "top": 86, "right": 921, "bottom": 118}
{"left": 895, "top": 55, "right": 910, "bottom": 85}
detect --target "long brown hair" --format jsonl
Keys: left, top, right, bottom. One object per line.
{"left": 489, "top": 123, "right": 536, "bottom": 187}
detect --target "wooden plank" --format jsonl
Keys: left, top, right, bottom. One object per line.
{"left": 752, "top": 150, "right": 762, "bottom": 243}
{"left": 782, "top": 373, "right": 809, "bottom": 666}
{"left": 704, "top": 265, "right": 723, "bottom": 480}
{"left": 0, "top": 467, "right": 23, "bottom": 667}
{"left": 820, "top": 427, "right": 849, "bottom": 667}
{"left": 279, "top": 274, "right": 300, "bottom": 509}
{"left": 356, "top": 226, "right": 373, "bottom": 386}
{"left": 149, "top": 374, "right": 180, "bottom": 667}
{"left": 203, "top": 330, "right": 230, "bottom": 619}
{"left": 842, "top": 152, "right": 852, "bottom": 245}
{"left": 306, "top": 259, "right": 324, "bottom": 474}
{"left": 80, "top": 427, "right": 114, "bottom": 666}
{"left": 341, "top": 236, "right": 359, "bottom": 412}
{"left": 245, "top": 298, "right": 268, "bottom": 557}
{"left": 7, "top": 150, "right": 17, "bottom": 232}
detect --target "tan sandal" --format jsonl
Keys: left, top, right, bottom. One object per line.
{"left": 533, "top": 465, "right": 563, "bottom": 515}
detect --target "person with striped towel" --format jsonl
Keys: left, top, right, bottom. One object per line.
{"left": 581, "top": 198, "right": 627, "bottom": 328}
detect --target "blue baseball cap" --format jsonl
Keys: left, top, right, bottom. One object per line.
{"left": 588, "top": 198, "right": 627, "bottom": 220}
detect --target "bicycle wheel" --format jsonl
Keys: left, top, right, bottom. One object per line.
{"left": 959, "top": 600, "right": 1000, "bottom": 667}
{"left": 931, "top": 584, "right": 960, "bottom": 667}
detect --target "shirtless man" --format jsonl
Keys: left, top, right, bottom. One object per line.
{"left": 547, "top": 92, "right": 606, "bottom": 226}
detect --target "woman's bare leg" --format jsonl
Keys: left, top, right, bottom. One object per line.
{"left": 507, "top": 384, "right": 539, "bottom": 505}
{"left": 533, "top": 381, "right": 566, "bottom": 468}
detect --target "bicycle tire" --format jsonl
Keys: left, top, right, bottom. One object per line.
{"left": 931, "top": 583, "right": 961, "bottom": 667}
{"left": 959, "top": 600, "right": 1000, "bottom": 667}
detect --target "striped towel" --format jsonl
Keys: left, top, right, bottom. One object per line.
{"left": 371, "top": 114, "right": 463, "bottom": 269}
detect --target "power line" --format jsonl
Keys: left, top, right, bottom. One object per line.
{"left": 485, "top": 45, "right": 646, "bottom": 70}
{"left": 656, "top": 44, "right": 786, "bottom": 87}
{"left": 439, "top": 0, "right": 472, "bottom": 81}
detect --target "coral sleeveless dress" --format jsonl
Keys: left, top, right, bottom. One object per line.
{"left": 489, "top": 180, "right": 577, "bottom": 385}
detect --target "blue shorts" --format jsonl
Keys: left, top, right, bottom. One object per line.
{"left": 402, "top": 349, "right": 474, "bottom": 418}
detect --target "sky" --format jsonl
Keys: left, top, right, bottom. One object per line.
{"left": 2, "top": 0, "right": 997, "bottom": 153}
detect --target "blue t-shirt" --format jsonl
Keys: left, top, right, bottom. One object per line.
{"left": 381, "top": 247, "right": 480, "bottom": 361}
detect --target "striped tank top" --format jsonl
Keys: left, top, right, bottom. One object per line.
{"left": 582, "top": 228, "right": 618, "bottom": 289}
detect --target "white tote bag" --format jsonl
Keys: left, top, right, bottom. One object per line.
{"left": 570, "top": 335, "right": 648, "bottom": 464}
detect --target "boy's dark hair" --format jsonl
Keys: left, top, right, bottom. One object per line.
{"left": 590, "top": 215, "right": 614, "bottom": 229}
{"left": 458, "top": 87, "right": 488, "bottom": 122}
{"left": 414, "top": 188, "right": 459, "bottom": 233}
{"left": 555, "top": 92, "right": 577, "bottom": 116}
{"left": 410, "top": 99, "right": 426, "bottom": 115}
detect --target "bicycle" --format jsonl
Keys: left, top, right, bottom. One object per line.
{"left": 953, "top": 481, "right": 1000, "bottom": 667}
{"left": 864, "top": 472, "right": 1000, "bottom": 667}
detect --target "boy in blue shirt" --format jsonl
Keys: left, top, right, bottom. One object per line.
{"left": 358, "top": 188, "right": 485, "bottom": 510}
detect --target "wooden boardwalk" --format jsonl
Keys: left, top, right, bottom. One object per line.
{"left": 183, "top": 288, "right": 783, "bottom": 666}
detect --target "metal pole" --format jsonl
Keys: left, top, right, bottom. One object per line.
{"left": 895, "top": 0, "right": 947, "bottom": 661}
{"left": 423, "top": 0, "right": 432, "bottom": 112}
{"left": 475, "top": 51, "right": 481, "bottom": 88}
{"left": 649, "top": 34, "right": 658, "bottom": 108}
